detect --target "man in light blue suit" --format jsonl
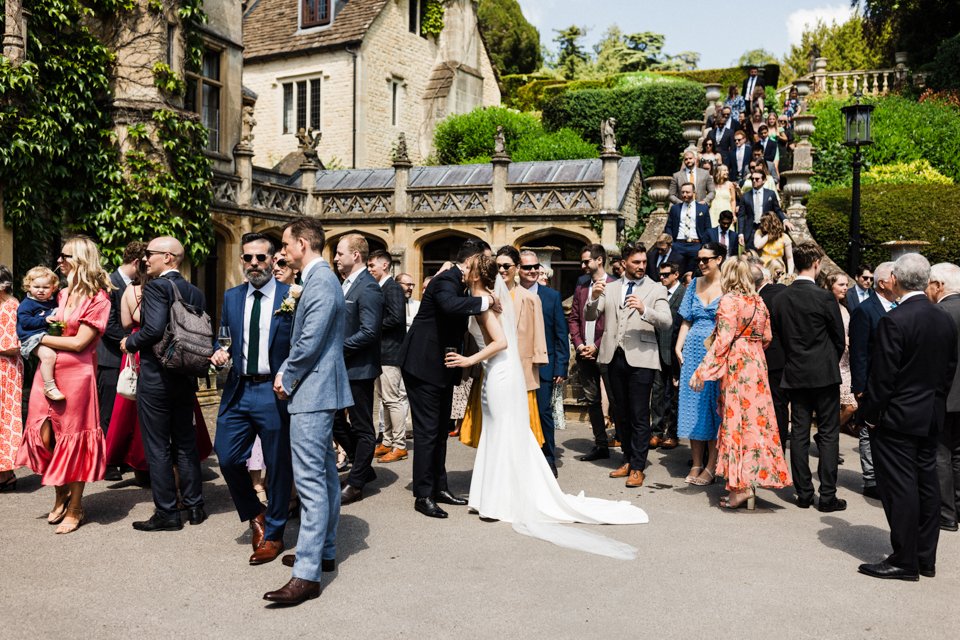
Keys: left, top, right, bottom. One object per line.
{"left": 264, "top": 217, "right": 352, "bottom": 606}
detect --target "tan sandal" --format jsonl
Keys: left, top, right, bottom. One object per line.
{"left": 55, "top": 508, "right": 84, "bottom": 534}
{"left": 690, "top": 468, "right": 716, "bottom": 486}
{"left": 47, "top": 487, "right": 71, "bottom": 524}
{"left": 684, "top": 466, "right": 703, "bottom": 484}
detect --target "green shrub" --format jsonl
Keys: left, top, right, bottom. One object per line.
{"left": 509, "top": 78, "right": 569, "bottom": 111}
{"left": 929, "top": 33, "right": 960, "bottom": 91}
{"left": 541, "top": 80, "right": 705, "bottom": 175}
{"left": 512, "top": 127, "right": 597, "bottom": 162}
{"left": 808, "top": 94, "right": 960, "bottom": 191}
{"left": 652, "top": 66, "right": 748, "bottom": 88}
{"left": 863, "top": 160, "right": 953, "bottom": 186}
{"left": 806, "top": 183, "right": 960, "bottom": 267}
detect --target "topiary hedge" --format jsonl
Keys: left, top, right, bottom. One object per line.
{"left": 653, "top": 66, "right": 748, "bottom": 88}
{"left": 503, "top": 71, "right": 693, "bottom": 112}
{"left": 806, "top": 183, "right": 960, "bottom": 267}
{"left": 541, "top": 80, "right": 705, "bottom": 175}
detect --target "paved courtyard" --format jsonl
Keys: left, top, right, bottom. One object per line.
{"left": 2, "top": 417, "right": 958, "bottom": 639}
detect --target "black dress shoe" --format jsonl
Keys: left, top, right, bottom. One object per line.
{"left": 104, "top": 466, "right": 123, "bottom": 482}
{"left": 188, "top": 506, "right": 207, "bottom": 525}
{"left": 132, "top": 511, "right": 183, "bottom": 532}
{"left": 577, "top": 446, "right": 610, "bottom": 462}
{"left": 132, "top": 470, "right": 151, "bottom": 487}
{"left": 415, "top": 497, "right": 448, "bottom": 519}
{"left": 862, "top": 485, "right": 881, "bottom": 500}
{"left": 434, "top": 490, "right": 467, "bottom": 506}
{"left": 858, "top": 561, "right": 919, "bottom": 582}
{"left": 940, "top": 517, "right": 959, "bottom": 531}
{"left": 341, "top": 485, "right": 363, "bottom": 505}
{"left": 796, "top": 496, "right": 814, "bottom": 509}
{"left": 818, "top": 498, "right": 847, "bottom": 513}
{"left": 920, "top": 565, "right": 936, "bottom": 578}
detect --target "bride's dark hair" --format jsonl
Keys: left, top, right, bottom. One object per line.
{"left": 474, "top": 254, "right": 498, "bottom": 290}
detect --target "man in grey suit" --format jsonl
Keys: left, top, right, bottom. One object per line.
{"left": 927, "top": 262, "right": 960, "bottom": 532}
{"left": 669, "top": 150, "right": 716, "bottom": 206}
{"left": 265, "top": 217, "right": 352, "bottom": 606}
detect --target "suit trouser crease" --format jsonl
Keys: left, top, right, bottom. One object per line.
{"left": 577, "top": 356, "right": 607, "bottom": 446}
{"left": 606, "top": 349, "right": 654, "bottom": 470}
{"left": 290, "top": 409, "right": 339, "bottom": 582}
{"left": 650, "top": 360, "right": 677, "bottom": 440}
{"left": 767, "top": 367, "right": 789, "bottom": 454}
{"left": 788, "top": 385, "right": 840, "bottom": 501}
{"left": 403, "top": 371, "right": 452, "bottom": 498}
{"left": 96, "top": 366, "right": 120, "bottom": 435}
{"left": 937, "top": 412, "right": 960, "bottom": 521}
{"left": 333, "top": 378, "right": 377, "bottom": 489}
{"left": 377, "top": 366, "right": 407, "bottom": 450}
{"left": 536, "top": 381, "right": 556, "bottom": 463}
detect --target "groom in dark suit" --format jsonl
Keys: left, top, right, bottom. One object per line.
{"left": 858, "top": 253, "right": 958, "bottom": 581}
{"left": 401, "top": 239, "right": 495, "bottom": 518}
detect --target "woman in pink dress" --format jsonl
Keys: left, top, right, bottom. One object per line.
{"left": 17, "top": 237, "right": 111, "bottom": 533}
{"left": 691, "top": 257, "right": 791, "bottom": 509}
{"left": 0, "top": 265, "right": 23, "bottom": 491}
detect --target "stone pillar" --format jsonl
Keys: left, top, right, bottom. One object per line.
{"left": 0, "top": 190, "right": 13, "bottom": 268}
{"left": 639, "top": 176, "right": 672, "bottom": 249}
{"left": 791, "top": 114, "right": 817, "bottom": 171}
{"left": 298, "top": 160, "right": 318, "bottom": 217}
{"left": 393, "top": 160, "right": 411, "bottom": 215}
{"left": 234, "top": 146, "right": 254, "bottom": 208}
{"left": 601, "top": 151, "right": 620, "bottom": 211}
{"left": 491, "top": 155, "right": 510, "bottom": 214}
{"left": 813, "top": 57, "right": 828, "bottom": 93}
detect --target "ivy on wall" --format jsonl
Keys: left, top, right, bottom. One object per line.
{"left": 0, "top": 0, "right": 212, "bottom": 275}
{"left": 421, "top": 1, "right": 445, "bottom": 38}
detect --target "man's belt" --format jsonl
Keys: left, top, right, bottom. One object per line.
{"left": 677, "top": 238, "right": 700, "bottom": 243}
{"left": 241, "top": 374, "right": 272, "bottom": 383}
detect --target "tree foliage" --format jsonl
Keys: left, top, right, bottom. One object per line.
{"left": 781, "top": 12, "right": 889, "bottom": 84}
{"left": 857, "top": 0, "right": 960, "bottom": 67}
{"left": 553, "top": 25, "right": 590, "bottom": 79}
{"left": 567, "top": 26, "right": 700, "bottom": 80}
{"left": 737, "top": 48, "right": 779, "bottom": 67}
{"left": 477, "top": 0, "right": 542, "bottom": 76}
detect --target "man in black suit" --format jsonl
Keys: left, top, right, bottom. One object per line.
{"left": 704, "top": 210, "right": 738, "bottom": 253}
{"left": 97, "top": 242, "right": 143, "bottom": 480}
{"left": 332, "top": 234, "right": 383, "bottom": 505}
{"left": 926, "top": 262, "right": 960, "bottom": 532}
{"left": 646, "top": 235, "right": 674, "bottom": 282}
{"left": 727, "top": 131, "right": 752, "bottom": 184}
{"left": 754, "top": 262, "right": 789, "bottom": 452}
{"left": 367, "top": 249, "right": 409, "bottom": 464}
{"left": 858, "top": 253, "right": 958, "bottom": 581}
{"left": 738, "top": 172, "right": 786, "bottom": 252}
{"left": 122, "top": 237, "right": 208, "bottom": 531}
{"left": 742, "top": 65, "right": 764, "bottom": 117}
{"left": 849, "top": 261, "right": 896, "bottom": 499}
{"left": 664, "top": 183, "right": 711, "bottom": 277}
{"left": 771, "top": 242, "right": 847, "bottom": 512}
{"left": 650, "top": 261, "right": 685, "bottom": 450}
{"left": 705, "top": 113, "right": 734, "bottom": 165}
{"left": 400, "top": 240, "right": 493, "bottom": 518}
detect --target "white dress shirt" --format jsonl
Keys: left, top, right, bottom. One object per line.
{"left": 678, "top": 202, "right": 698, "bottom": 240}
{"left": 584, "top": 281, "right": 598, "bottom": 346}
{"left": 341, "top": 269, "right": 360, "bottom": 295}
{"left": 753, "top": 190, "right": 764, "bottom": 224}
{"left": 242, "top": 277, "right": 276, "bottom": 375}
{"left": 405, "top": 298, "right": 420, "bottom": 330}
{"left": 878, "top": 294, "right": 897, "bottom": 313}
{"left": 523, "top": 282, "right": 540, "bottom": 295}
{"left": 299, "top": 257, "right": 324, "bottom": 282}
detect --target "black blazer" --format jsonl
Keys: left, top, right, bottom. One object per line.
{"left": 379, "top": 276, "right": 406, "bottom": 367}
{"left": 656, "top": 283, "right": 686, "bottom": 368}
{"left": 757, "top": 136, "right": 777, "bottom": 162}
{"left": 758, "top": 282, "right": 786, "bottom": 371}
{"left": 770, "top": 279, "right": 845, "bottom": 389}
{"left": 646, "top": 248, "right": 676, "bottom": 281}
{"left": 342, "top": 268, "right": 383, "bottom": 381}
{"left": 703, "top": 226, "right": 738, "bottom": 249}
{"left": 727, "top": 143, "right": 752, "bottom": 184}
{"left": 738, "top": 188, "right": 784, "bottom": 251}
{"left": 664, "top": 202, "right": 711, "bottom": 241}
{"left": 400, "top": 265, "right": 483, "bottom": 387}
{"left": 848, "top": 293, "right": 887, "bottom": 395}
{"left": 939, "top": 294, "right": 960, "bottom": 412}
{"left": 96, "top": 269, "right": 128, "bottom": 369}
{"left": 860, "top": 294, "right": 958, "bottom": 437}
{"left": 706, "top": 127, "right": 734, "bottom": 163}
{"left": 125, "top": 272, "right": 206, "bottom": 389}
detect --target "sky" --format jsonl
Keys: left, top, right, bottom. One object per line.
{"left": 518, "top": 0, "right": 859, "bottom": 68}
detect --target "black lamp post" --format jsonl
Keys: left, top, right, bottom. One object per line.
{"left": 840, "top": 90, "right": 875, "bottom": 274}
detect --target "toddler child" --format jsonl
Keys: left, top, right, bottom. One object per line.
{"left": 16, "top": 266, "right": 63, "bottom": 401}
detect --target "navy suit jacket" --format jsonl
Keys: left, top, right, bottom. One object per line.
{"left": 703, "top": 226, "right": 737, "bottom": 249}
{"left": 96, "top": 269, "right": 128, "bottom": 369}
{"left": 534, "top": 285, "right": 570, "bottom": 381}
{"left": 738, "top": 188, "right": 784, "bottom": 250}
{"left": 342, "top": 268, "right": 384, "bottom": 381}
{"left": 706, "top": 127, "right": 734, "bottom": 164}
{"left": 664, "top": 202, "right": 711, "bottom": 241}
{"left": 846, "top": 286, "right": 876, "bottom": 314}
{"left": 727, "top": 143, "right": 752, "bottom": 184}
{"left": 848, "top": 292, "right": 886, "bottom": 395}
{"left": 217, "top": 279, "right": 293, "bottom": 413}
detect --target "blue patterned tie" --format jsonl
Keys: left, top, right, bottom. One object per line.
{"left": 624, "top": 280, "right": 634, "bottom": 307}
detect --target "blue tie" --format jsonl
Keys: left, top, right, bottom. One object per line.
{"left": 890, "top": 301, "right": 898, "bottom": 309}
{"left": 624, "top": 281, "right": 635, "bottom": 306}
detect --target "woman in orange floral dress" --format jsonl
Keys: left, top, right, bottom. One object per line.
{"left": 0, "top": 265, "right": 23, "bottom": 491}
{"left": 691, "top": 257, "right": 791, "bottom": 509}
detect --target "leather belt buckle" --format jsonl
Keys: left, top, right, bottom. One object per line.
{"left": 242, "top": 374, "right": 272, "bottom": 383}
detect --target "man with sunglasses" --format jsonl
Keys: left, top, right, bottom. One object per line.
{"left": 210, "top": 232, "right": 294, "bottom": 564}
{"left": 847, "top": 264, "right": 876, "bottom": 312}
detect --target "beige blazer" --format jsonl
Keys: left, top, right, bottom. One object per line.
{"left": 513, "top": 286, "right": 549, "bottom": 391}
{"left": 585, "top": 277, "right": 672, "bottom": 370}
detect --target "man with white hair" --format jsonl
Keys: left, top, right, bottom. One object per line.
{"left": 849, "top": 261, "right": 896, "bottom": 500}
{"left": 858, "top": 253, "right": 958, "bottom": 581}
{"left": 926, "top": 262, "right": 960, "bottom": 533}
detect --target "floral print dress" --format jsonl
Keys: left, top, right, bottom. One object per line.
{"left": 693, "top": 293, "right": 791, "bottom": 491}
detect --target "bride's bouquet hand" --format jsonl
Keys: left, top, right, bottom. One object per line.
{"left": 445, "top": 352, "right": 473, "bottom": 369}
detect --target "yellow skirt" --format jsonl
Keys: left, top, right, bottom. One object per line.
{"left": 460, "top": 374, "right": 545, "bottom": 448}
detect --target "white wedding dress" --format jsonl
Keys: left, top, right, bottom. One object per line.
{"left": 467, "top": 277, "right": 648, "bottom": 560}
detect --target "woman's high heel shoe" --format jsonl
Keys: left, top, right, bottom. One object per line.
{"left": 684, "top": 466, "right": 703, "bottom": 484}
{"left": 55, "top": 508, "right": 84, "bottom": 534}
{"left": 721, "top": 489, "right": 756, "bottom": 510}
{"left": 47, "top": 488, "right": 71, "bottom": 524}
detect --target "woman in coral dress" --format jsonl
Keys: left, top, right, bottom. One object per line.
{"left": 17, "top": 237, "right": 111, "bottom": 533}
{"left": 691, "top": 257, "right": 791, "bottom": 509}
{"left": 0, "top": 266, "right": 23, "bottom": 491}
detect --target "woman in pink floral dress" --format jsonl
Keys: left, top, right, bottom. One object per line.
{"left": 691, "top": 257, "right": 791, "bottom": 509}
{"left": 0, "top": 266, "right": 23, "bottom": 491}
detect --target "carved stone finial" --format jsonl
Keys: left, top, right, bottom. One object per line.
{"left": 296, "top": 127, "right": 322, "bottom": 168}
{"left": 492, "top": 125, "right": 510, "bottom": 162}
{"left": 392, "top": 132, "right": 410, "bottom": 165}
{"left": 601, "top": 117, "right": 618, "bottom": 154}
{"left": 238, "top": 105, "right": 256, "bottom": 148}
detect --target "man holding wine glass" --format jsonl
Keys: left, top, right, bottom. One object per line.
{"left": 210, "top": 232, "right": 295, "bottom": 565}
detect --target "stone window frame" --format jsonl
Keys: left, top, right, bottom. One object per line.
{"left": 408, "top": 0, "right": 429, "bottom": 38}
{"left": 388, "top": 76, "right": 407, "bottom": 128}
{"left": 185, "top": 47, "right": 224, "bottom": 154}
{"left": 299, "top": 0, "right": 334, "bottom": 32}
{"left": 279, "top": 73, "right": 325, "bottom": 136}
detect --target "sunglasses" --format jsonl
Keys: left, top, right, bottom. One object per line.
{"left": 57, "top": 253, "right": 73, "bottom": 261}
{"left": 143, "top": 249, "right": 172, "bottom": 258}
{"left": 860, "top": 275, "right": 874, "bottom": 281}
{"left": 519, "top": 264, "right": 541, "bottom": 271}
{"left": 275, "top": 259, "right": 288, "bottom": 268}
{"left": 659, "top": 272, "right": 673, "bottom": 278}
{"left": 242, "top": 253, "right": 269, "bottom": 263}
{"left": 497, "top": 263, "right": 515, "bottom": 271}
{"left": 697, "top": 256, "right": 717, "bottom": 264}
{"left": 751, "top": 176, "right": 765, "bottom": 181}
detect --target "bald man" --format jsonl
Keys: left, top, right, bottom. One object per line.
{"left": 122, "top": 236, "right": 209, "bottom": 531}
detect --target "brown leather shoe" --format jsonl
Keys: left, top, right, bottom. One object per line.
{"left": 374, "top": 444, "right": 392, "bottom": 458}
{"left": 660, "top": 437, "right": 678, "bottom": 450}
{"left": 250, "top": 513, "right": 266, "bottom": 551}
{"left": 609, "top": 464, "right": 630, "bottom": 478}
{"left": 377, "top": 448, "right": 408, "bottom": 463}
{"left": 649, "top": 435, "right": 663, "bottom": 448}
{"left": 263, "top": 577, "right": 320, "bottom": 605}
{"left": 625, "top": 469, "right": 645, "bottom": 488}
{"left": 250, "top": 539, "right": 284, "bottom": 565}
{"left": 609, "top": 439, "right": 622, "bottom": 449}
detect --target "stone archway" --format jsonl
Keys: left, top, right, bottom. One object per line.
{"left": 418, "top": 230, "right": 483, "bottom": 284}
{"left": 324, "top": 231, "right": 388, "bottom": 269}
{"left": 514, "top": 229, "right": 592, "bottom": 299}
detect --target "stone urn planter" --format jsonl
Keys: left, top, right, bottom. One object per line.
{"left": 882, "top": 240, "right": 929, "bottom": 261}
{"left": 794, "top": 79, "right": 812, "bottom": 99}
{"left": 791, "top": 114, "right": 817, "bottom": 145}
{"left": 646, "top": 176, "right": 672, "bottom": 214}
{"left": 704, "top": 83, "right": 722, "bottom": 103}
{"left": 781, "top": 170, "right": 814, "bottom": 209}
{"left": 894, "top": 51, "right": 909, "bottom": 66}
{"left": 681, "top": 120, "right": 703, "bottom": 150}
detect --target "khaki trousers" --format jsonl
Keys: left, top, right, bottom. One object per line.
{"left": 376, "top": 365, "right": 407, "bottom": 449}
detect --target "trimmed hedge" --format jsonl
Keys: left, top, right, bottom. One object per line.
{"left": 503, "top": 71, "right": 692, "bottom": 112}
{"left": 541, "top": 80, "right": 705, "bottom": 175}
{"left": 806, "top": 183, "right": 960, "bottom": 267}
{"left": 653, "top": 66, "right": 748, "bottom": 88}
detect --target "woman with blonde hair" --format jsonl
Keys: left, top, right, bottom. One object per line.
{"left": 754, "top": 213, "right": 794, "bottom": 274}
{"left": 709, "top": 163, "right": 739, "bottom": 227}
{"left": 691, "top": 257, "right": 791, "bottom": 509}
{"left": 17, "top": 236, "right": 112, "bottom": 533}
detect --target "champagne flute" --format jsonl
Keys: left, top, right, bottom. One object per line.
{"left": 218, "top": 326, "right": 232, "bottom": 352}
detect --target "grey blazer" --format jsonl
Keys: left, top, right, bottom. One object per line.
{"left": 280, "top": 259, "right": 353, "bottom": 414}
{"left": 940, "top": 293, "right": 960, "bottom": 412}
{"left": 584, "top": 277, "right": 673, "bottom": 370}
{"left": 669, "top": 167, "right": 716, "bottom": 205}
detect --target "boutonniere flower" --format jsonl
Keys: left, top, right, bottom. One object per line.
{"left": 275, "top": 284, "right": 302, "bottom": 316}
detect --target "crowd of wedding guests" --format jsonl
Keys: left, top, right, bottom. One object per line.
{"left": 1, "top": 207, "right": 959, "bottom": 592}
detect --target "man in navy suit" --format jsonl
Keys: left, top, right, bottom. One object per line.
{"left": 664, "top": 182, "right": 711, "bottom": 277}
{"left": 705, "top": 113, "right": 734, "bottom": 165}
{"left": 849, "top": 261, "right": 896, "bottom": 500}
{"left": 727, "top": 131, "right": 752, "bottom": 184}
{"left": 847, "top": 263, "right": 876, "bottom": 312}
{"left": 333, "top": 234, "right": 384, "bottom": 505}
{"left": 703, "top": 210, "right": 738, "bottom": 253}
{"left": 519, "top": 250, "right": 569, "bottom": 477}
{"left": 738, "top": 172, "right": 786, "bottom": 252}
{"left": 211, "top": 233, "right": 294, "bottom": 565}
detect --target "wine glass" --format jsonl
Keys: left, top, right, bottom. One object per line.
{"left": 218, "top": 326, "right": 232, "bottom": 352}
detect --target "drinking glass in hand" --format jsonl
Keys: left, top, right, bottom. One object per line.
{"left": 444, "top": 347, "right": 458, "bottom": 368}
{"left": 218, "top": 326, "right": 232, "bottom": 351}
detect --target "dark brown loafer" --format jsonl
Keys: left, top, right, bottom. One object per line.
{"left": 250, "top": 513, "right": 266, "bottom": 551}
{"left": 263, "top": 577, "right": 321, "bottom": 605}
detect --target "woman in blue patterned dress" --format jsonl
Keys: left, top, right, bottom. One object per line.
{"left": 675, "top": 242, "right": 726, "bottom": 485}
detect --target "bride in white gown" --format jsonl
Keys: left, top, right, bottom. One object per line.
{"left": 444, "top": 255, "right": 648, "bottom": 560}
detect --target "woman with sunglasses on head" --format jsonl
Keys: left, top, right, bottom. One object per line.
{"left": 16, "top": 237, "right": 112, "bottom": 533}
{"left": 272, "top": 252, "right": 298, "bottom": 285}
{"left": 674, "top": 242, "right": 727, "bottom": 486}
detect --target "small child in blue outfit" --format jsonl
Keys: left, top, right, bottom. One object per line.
{"left": 16, "top": 266, "right": 63, "bottom": 400}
